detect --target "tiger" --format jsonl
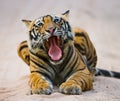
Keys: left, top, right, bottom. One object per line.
{"left": 17, "top": 10, "right": 120, "bottom": 95}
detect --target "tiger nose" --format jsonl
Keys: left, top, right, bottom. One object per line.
{"left": 46, "top": 27, "right": 55, "bottom": 34}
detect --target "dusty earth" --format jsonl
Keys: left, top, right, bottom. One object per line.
{"left": 0, "top": 0, "right": 120, "bottom": 101}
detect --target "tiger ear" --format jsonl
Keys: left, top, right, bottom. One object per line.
{"left": 62, "top": 10, "right": 70, "bottom": 19}
{"left": 22, "top": 19, "right": 32, "bottom": 28}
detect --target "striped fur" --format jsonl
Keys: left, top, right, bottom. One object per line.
{"left": 17, "top": 11, "right": 120, "bottom": 95}
{"left": 95, "top": 68, "right": 120, "bottom": 79}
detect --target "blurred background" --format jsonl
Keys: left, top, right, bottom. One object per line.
{"left": 0, "top": 0, "right": 120, "bottom": 83}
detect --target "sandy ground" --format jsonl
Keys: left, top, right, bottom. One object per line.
{"left": 0, "top": 0, "right": 120, "bottom": 101}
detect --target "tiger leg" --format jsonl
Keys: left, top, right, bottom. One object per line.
{"left": 30, "top": 72, "right": 53, "bottom": 95}
{"left": 73, "top": 28, "right": 97, "bottom": 77}
{"left": 17, "top": 41, "right": 30, "bottom": 65}
{"left": 29, "top": 52, "right": 54, "bottom": 95}
{"left": 59, "top": 67, "right": 93, "bottom": 95}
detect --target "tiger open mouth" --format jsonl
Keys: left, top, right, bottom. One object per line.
{"left": 45, "top": 36, "right": 62, "bottom": 61}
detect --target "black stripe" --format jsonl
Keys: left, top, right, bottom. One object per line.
{"left": 59, "top": 45, "right": 73, "bottom": 73}
{"left": 31, "top": 71, "right": 53, "bottom": 82}
{"left": 19, "top": 45, "right": 28, "bottom": 51}
{"left": 82, "top": 79, "right": 88, "bottom": 90}
{"left": 64, "top": 52, "right": 78, "bottom": 79}
{"left": 112, "top": 71, "right": 120, "bottom": 78}
{"left": 94, "top": 49, "right": 97, "bottom": 56}
{"left": 95, "top": 69, "right": 110, "bottom": 76}
{"left": 80, "top": 80, "right": 85, "bottom": 90}
{"left": 78, "top": 76, "right": 87, "bottom": 90}
{"left": 66, "top": 22, "right": 71, "bottom": 32}
{"left": 30, "top": 52, "right": 56, "bottom": 77}
{"left": 80, "top": 55, "right": 88, "bottom": 66}
{"left": 30, "top": 50, "right": 49, "bottom": 63}
{"left": 87, "top": 59, "right": 93, "bottom": 67}
{"left": 77, "top": 66, "right": 86, "bottom": 71}
{"left": 25, "top": 55, "right": 30, "bottom": 63}
{"left": 87, "top": 57, "right": 97, "bottom": 68}
{"left": 30, "top": 50, "right": 57, "bottom": 73}
{"left": 64, "top": 21, "right": 67, "bottom": 31}
{"left": 21, "top": 40, "right": 27, "bottom": 44}
{"left": 62, "top": 20, "right": 66, "bottom": 30}
{"left": 78, "top": 70, "right": 91, "bottom": 76}
{"left": 96, "top": 69, "right": 120, "bottom": 79}
{"left": 74, "top": 44, "right": 85, "bottom": 52}
{"left": 75, "top": 32, "right": 83, "bottom": 37}
{"left": 29, "top": 28, "right": 38, "bottom": 40}
{"left": 30, "top": 58, "right": 52, "bottom": 75}
{"left": 87, "top": 53, "right": 92, "bottom": 61}
{"left": 75, "top": 32, "right": 89, "bottom": 47}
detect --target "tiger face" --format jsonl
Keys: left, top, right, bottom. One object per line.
{"left": 22, "top": 10, "right": 74, "bottom": 61}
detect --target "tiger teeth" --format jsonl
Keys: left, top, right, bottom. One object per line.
{"left": 58, "top": 37, "right": 61, "bottom": 40}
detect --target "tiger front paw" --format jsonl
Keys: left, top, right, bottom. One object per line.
{"left": 30, "top": 80, "right": 53, "bottom": 95}
{"left": 59, "top": 81, "right": 82, "bottom": 95}
{"left": 30, "top": 73, "right": 53, "bottom": 95}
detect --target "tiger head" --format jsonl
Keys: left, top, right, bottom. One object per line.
{"left": 22, "top": 10, "right": 74, "bottom": 62}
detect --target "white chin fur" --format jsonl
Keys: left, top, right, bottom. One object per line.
{"left": 49, "top": 59, "right": 64, "bottom": 65}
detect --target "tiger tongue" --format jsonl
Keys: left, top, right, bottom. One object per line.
{"left": 48, "top": 37, "right": 62, "bottom": 61}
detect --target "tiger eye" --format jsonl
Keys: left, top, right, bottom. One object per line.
{"left": 38, "top": 22, "right": 43, "bottom": 26}
{"left": 54, "top": 19, "right": 59, "bottom": 23}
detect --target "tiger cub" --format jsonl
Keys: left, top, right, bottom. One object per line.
{"left": 17, "top": 10, "right": 119, "bottom": 95}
